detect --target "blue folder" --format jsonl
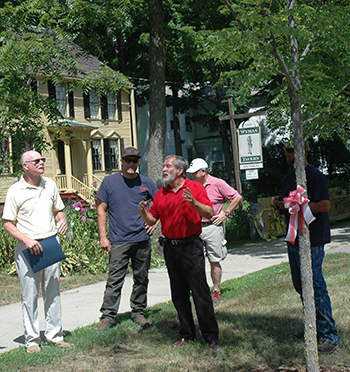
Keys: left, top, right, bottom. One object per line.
{"left": 22, "top": 236, "right": 66, "bottom": 273}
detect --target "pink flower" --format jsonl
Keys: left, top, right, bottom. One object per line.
{"left": 81, "top": 216, "right": 88, "bottom": 221}
{"left": 73, "top": 201, "right": 82, "bottom": 209}
{"left": 81, "top": 208, "right": 86, "bottom": 213}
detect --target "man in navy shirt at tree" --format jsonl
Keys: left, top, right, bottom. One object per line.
{"left": 273, "top": 142, "right": 339, "bottom": 353}
{"left": 96, "top": 147, "right": 158, "bottom": 331}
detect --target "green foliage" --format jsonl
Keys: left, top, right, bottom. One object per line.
{"left": 0, "top": 218, "right": 17, "bottom": 271}
{"left": 225, "top": 199, "right": 250, "bottom": 243}
{"left": 196, "top": 0, "right": 350, "bottom": 142}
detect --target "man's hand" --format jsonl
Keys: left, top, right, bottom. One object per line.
{"left": 56, "top": 220, "right": 68, "bottom": 235}
{"left": 24, "top": 237, "right": 43, "bottom": 255}
{"left": 138, "top": 199, "right": 152, "bottom": 214}
{"left": 273, "top": 196, "right": 285, "bottom": 210}
{"left": 212, "top": 211, "right": 227, "bottom": 225}
{"left": 182, "top": 187, "right": 194, "bottom": 205}
{"left": 100, "top": 236, "right": 111, "bottom": 253}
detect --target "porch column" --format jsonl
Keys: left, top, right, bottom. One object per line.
{"left": 64, "top": 140, "right": 73, "bottom": 191}
{"left": 85, "top": 139, "right": 93, "bottom": 188}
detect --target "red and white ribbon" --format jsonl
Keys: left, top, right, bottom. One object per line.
{"left": 284, "top": 185, "right": 315, "bottom": 244}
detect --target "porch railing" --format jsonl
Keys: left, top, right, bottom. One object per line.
{"left": 55, "top": 174, "right": 93, "bottom": 203}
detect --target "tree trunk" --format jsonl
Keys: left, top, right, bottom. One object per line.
{"left": 172, "top": 85, "right": 182, "bottom": 155}
{"left": 288, "top": 1, "right": 319, "bottom": 370}
{"left": 148, "top": 0, "right": 166, "bottom": 188}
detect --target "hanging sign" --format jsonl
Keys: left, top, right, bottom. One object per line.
{"left": 238, "top": 126, "right": 263, "bottom": 170}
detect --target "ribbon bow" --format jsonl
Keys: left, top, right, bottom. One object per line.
{"left": 284, "top": 185, "right": 315, "bottom": 245}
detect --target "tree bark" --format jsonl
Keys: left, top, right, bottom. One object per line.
{"left": 148, "top": 0, "right": 166, "bottom": 188}
{"left": 288, "top": 1, "right": 319, "bottom": 370}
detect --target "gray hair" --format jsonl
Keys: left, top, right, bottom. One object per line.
{"left": 165, "top": 155, "right": 188, "bottom": 177}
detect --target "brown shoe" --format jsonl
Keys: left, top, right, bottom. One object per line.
{"left": 27, "top": 344, "right": 41, "bottom": 354}
{"left": 209, "top": 339, "right": 220, "bottom": 350}
{"left": 54, "top": 340, "right": 74, "bottom": 348}
{"left": 133, "top": 315, "right": 151, "bottom": 329}
{"left": 97, "top": 319, "right": 114, "bottom": 332}
{"left": 172, "top": 338, "right": 190, "bottom": 348}
{"left": 318, "top": 340, "right": 338, "bottom": 353}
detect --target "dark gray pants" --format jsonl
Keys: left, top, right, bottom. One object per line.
{"left": 100, "top": 240, "right": 151, "bottom": 322}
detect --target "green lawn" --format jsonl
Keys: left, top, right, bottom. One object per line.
{"left": 0, "top": 253, "right": 349, "bottom": 372}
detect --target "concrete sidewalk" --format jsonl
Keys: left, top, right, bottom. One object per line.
{"left": 1, "top": 220, "right": 349, "bottom": 354}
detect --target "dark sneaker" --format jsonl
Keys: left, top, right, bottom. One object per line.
{"left": 133, "top": 315, "right": 151, "bottom": 329}
{"left": 209, "top": 339, "right": 220, "bottom": 350}
{"left": 318, "top": 340, "right": 338, "bottom": 353}
{"left": 212, "top": 290, "right": 222, "bottom": 301}
{"left": 97, "top": 319, "right": 114, "bottom": 332}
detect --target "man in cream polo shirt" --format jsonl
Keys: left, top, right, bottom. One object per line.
{"left": 3, "top": 150, "right": 73, "bottom": 353}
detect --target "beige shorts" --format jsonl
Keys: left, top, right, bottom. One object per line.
{"left": 200, "top": 223, "right": 227, "bottom": 262}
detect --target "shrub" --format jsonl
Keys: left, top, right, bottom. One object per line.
{"left": 225, "top": 200, "right": 251, "bottom": 243}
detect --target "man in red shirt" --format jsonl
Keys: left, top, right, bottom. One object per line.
{"left": 138, "top": 155, "right": 220, "bottom": 350}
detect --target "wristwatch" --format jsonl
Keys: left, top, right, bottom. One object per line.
{"left": 224, "top": 211, "right": 230, "bottom": 217}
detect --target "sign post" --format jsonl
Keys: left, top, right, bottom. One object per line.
{"left": 219, "top": 99, "right": 265, "bottom": 193}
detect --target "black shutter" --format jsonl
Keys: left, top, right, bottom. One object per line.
{"left": 117, "top": 91, "right": 122, "bottom": 121}
{"left": 104, "top": 138, "right": 111, "bottom": 171}
{"left": 101, "top": 95, "right": 108, "bottom": 120}
{"left": 68, "top": 91, "right": 75, "bottom": 118}
{"left": 120, "top": 138, "right": 124, "bottom": 155}
{"left": 83, "top": 92, "right": 90, "bottom": 119}
{"left": 48, "top": 80, "right": 56, "bottom": 99}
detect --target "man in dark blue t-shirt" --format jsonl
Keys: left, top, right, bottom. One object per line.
{"left": 96, "top": 147, "right": 158, "bottom": 331}
{"left": 273, "top": 143, "right": 339, "bottom": 353}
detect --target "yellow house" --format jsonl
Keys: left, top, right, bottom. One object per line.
{"left": 0, "top": 49, "right": 137, "bottom": 206}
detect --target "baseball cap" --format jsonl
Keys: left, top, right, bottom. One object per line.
{"left": 187, "top": 158, "right": 208, "bottom": 173}
{"left": 122, "top": 147, "right": 141, "bottom": 158}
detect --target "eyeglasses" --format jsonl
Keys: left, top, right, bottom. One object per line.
{"left": 123, "top": 158, "right": 139, "bottom": 164}
{"left": 26, "top": 158, "right": 46, "bottom": 165}
{"left": 285, "top": 148, "right": 294, "bottom": 154}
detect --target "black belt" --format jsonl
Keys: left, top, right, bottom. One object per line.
{"left": 166, "top": 235, "right": 199, "bottom": 246}
{"left": 202, "top": 221, "right": 213, "bottom": 227}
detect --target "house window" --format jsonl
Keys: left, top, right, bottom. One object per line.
{"left": 47, "top": 81, "right": 74, "bottom": 118}
{"left": 56, "top": 84, "right": 67, "bottom": 116}
{"left": 212, "top": 150, "right": 224, "bottom": 173}
{"left": 185, "top": 116, "right": 192, "bottom": 132}
{"left": 91, "top": 140, "right": 102, "bottom": 170}
{"left": 101, "top": 93, "right": 116, "bottom": 120}
{"left": 104, "top": 139, "right": 119, "bottom": 170}
{"left": 89, "top": 89, "right": 99, "bottom": 119}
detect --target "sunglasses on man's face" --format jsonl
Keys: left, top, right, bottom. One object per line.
{"left": 285, "top": 148, "right": 294, "bottom": 154}
{"left": 123, "top": 158, "right": 139, "bottom": 164}
{"left": 26, "top": 158, "right": 46, "bottom": 165}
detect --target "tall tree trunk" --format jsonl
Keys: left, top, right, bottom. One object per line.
{"left": 172, "top": 84, "right": 182, "bottom": 156}
{"left": 288, "top": 1, "right": 319, "bottom": 370}
{"left": 148, "top": 0, "right": 166, "bottom": 188}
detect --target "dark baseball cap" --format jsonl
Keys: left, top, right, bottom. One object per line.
{"left": 122, "top": 147, "right": 141, "bottom": 158}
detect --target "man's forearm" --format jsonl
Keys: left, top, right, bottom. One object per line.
{"left": 226, "top": 194, "right": 242, "bottom": 214}
{"left": 192, "top": 200, "right": 213, "bottom": 220}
